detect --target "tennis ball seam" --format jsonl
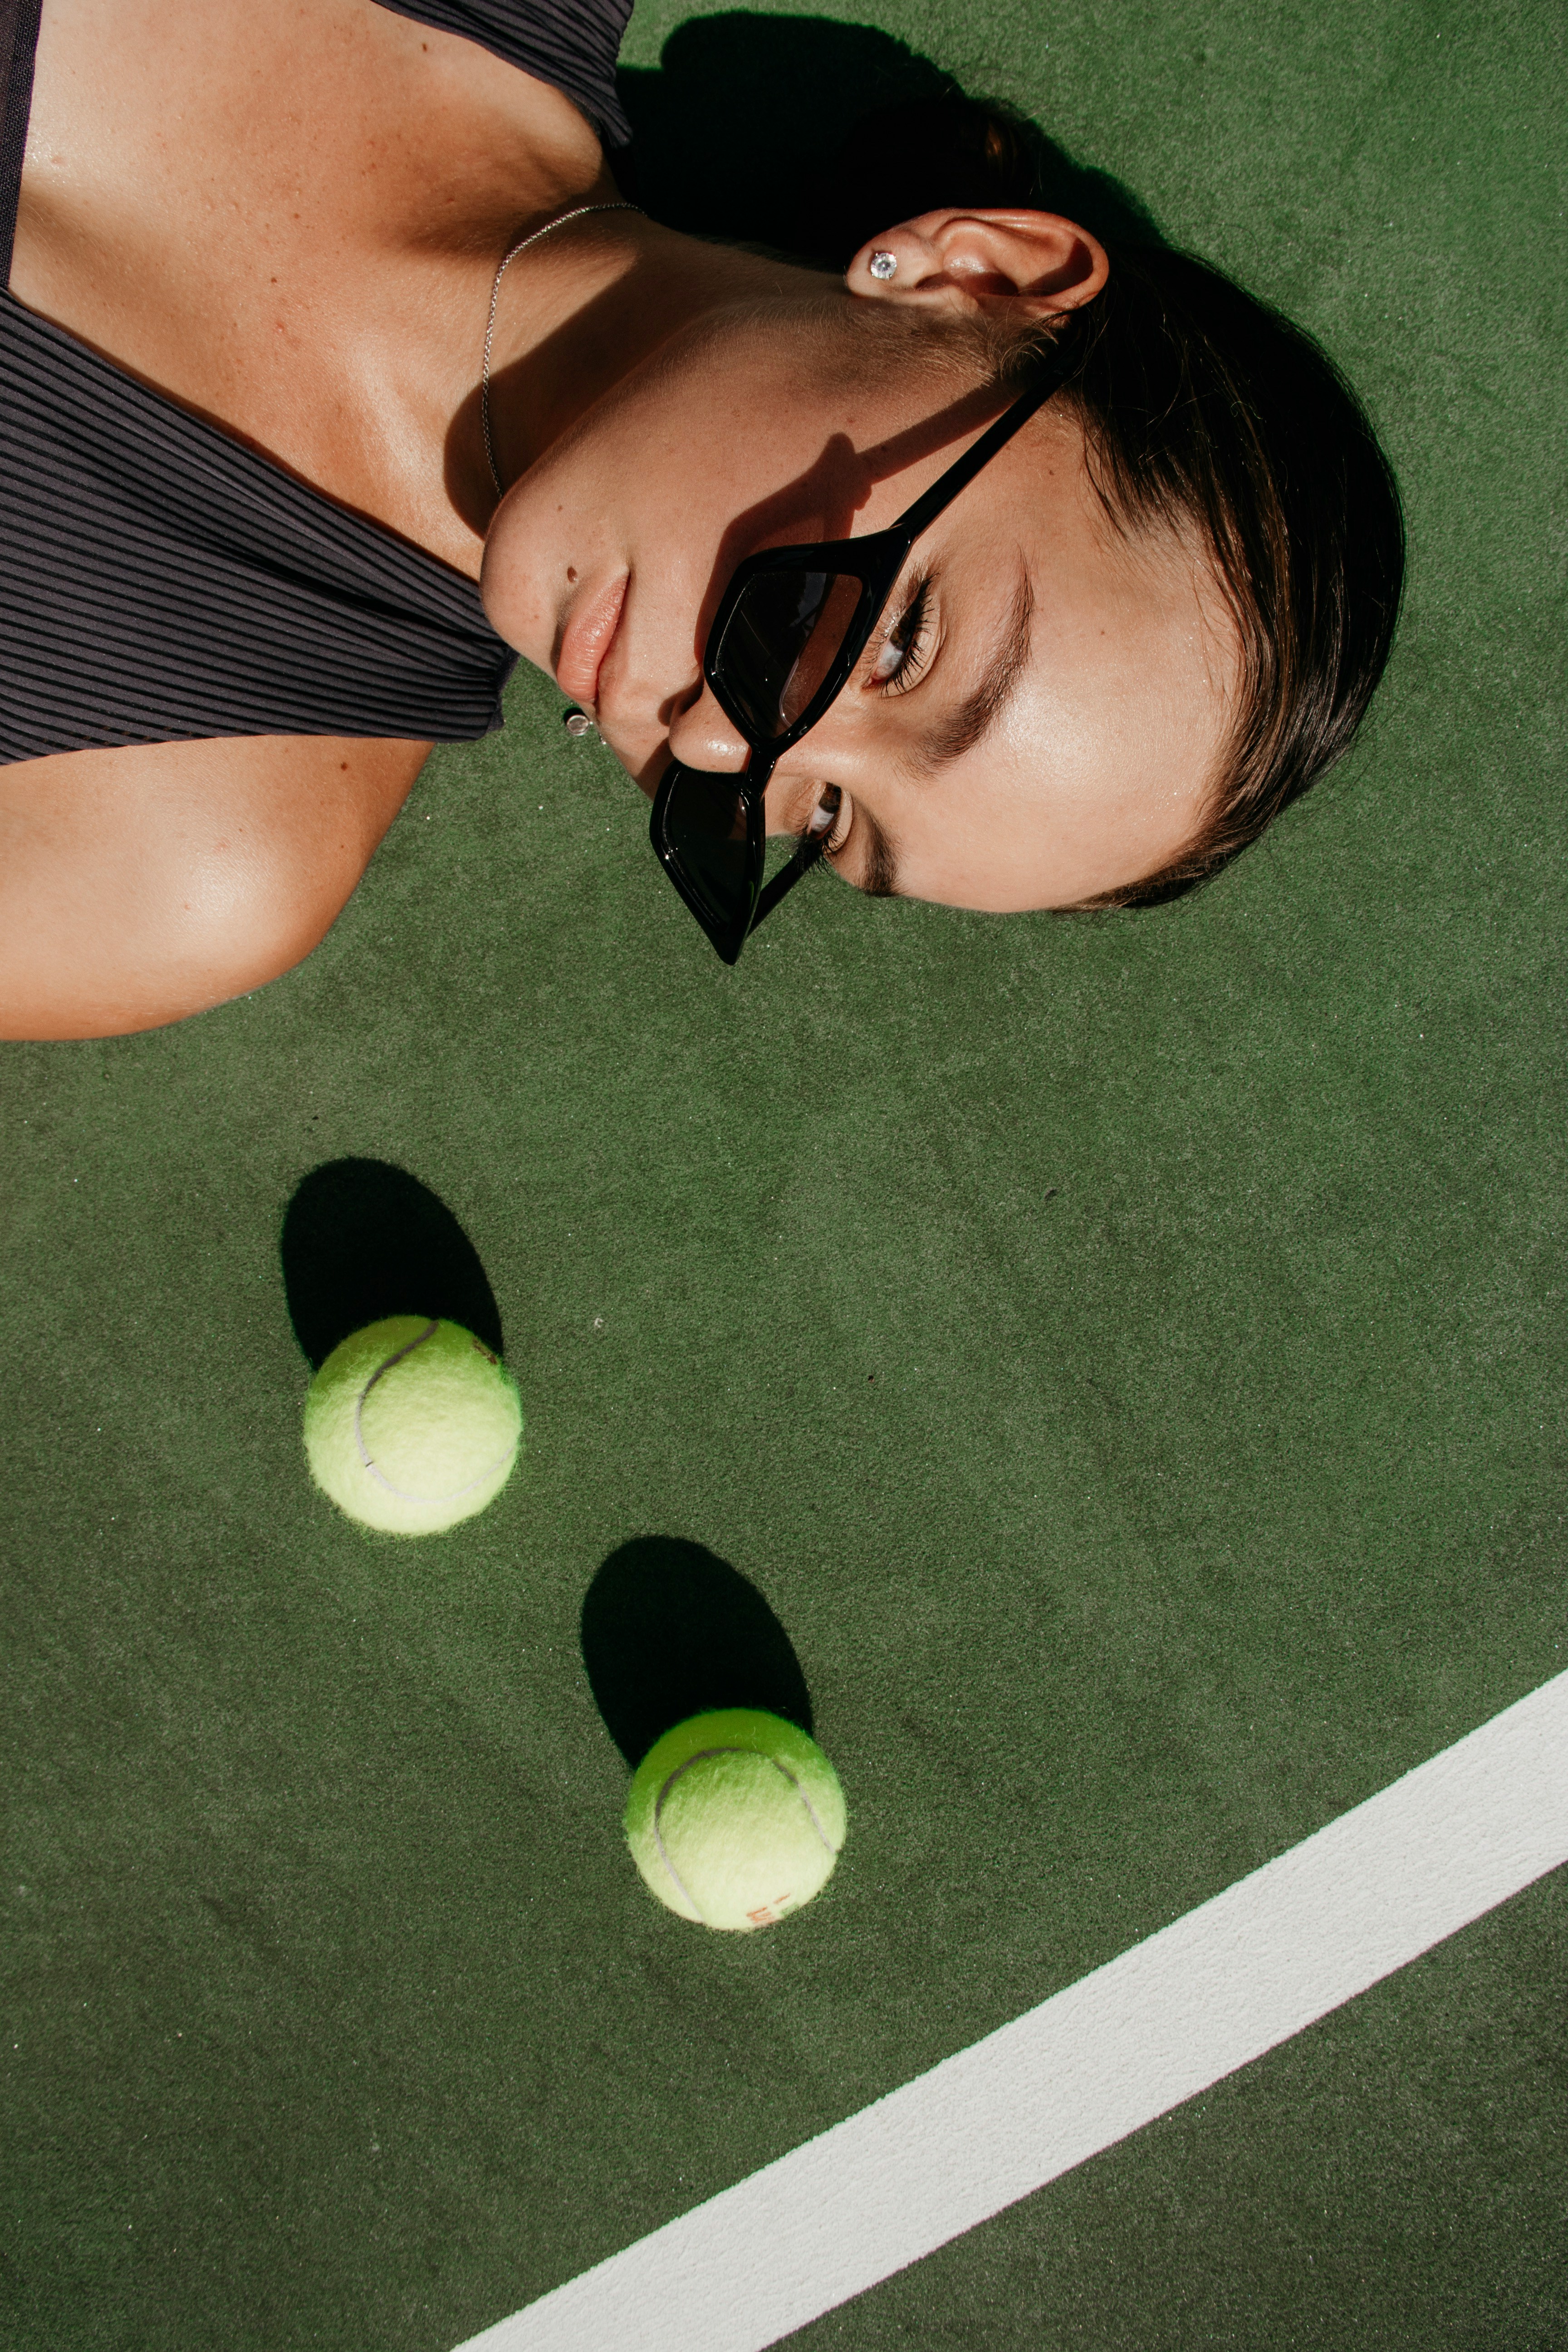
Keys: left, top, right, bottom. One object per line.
{"left": 651, "top": 1745, "right": 836, "bottom": 1920}
{"left": 352, "top": 1320, "right": 518, "bottom": 1506}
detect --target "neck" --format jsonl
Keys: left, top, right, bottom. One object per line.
{"left": 469, "top": 212, "right": 839, "bottom": 521}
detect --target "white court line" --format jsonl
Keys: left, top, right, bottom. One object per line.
{"left": 457, "top": 1668, "right": 1568, "bottom": 2352}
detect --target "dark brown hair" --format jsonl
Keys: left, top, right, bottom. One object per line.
{"left": 828, "top": 97, "right": 1407, "bottom": 905}
{"left": 1043, "top": 244, "right": 1405, "bottom": 904}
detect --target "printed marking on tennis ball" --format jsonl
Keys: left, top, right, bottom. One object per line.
{"left": 303, "top": 1315, "right": 522, "bottom": 1536}
{"left": 624, "top": 1710, "right": 847, "bottom": 1932}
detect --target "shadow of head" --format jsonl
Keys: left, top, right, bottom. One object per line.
{"left": 581, "top": 1537, "right": 813, "bottom": 1769}
{"left": 617, "top": 10, "right": 1159, "bottom": 260}
{"left": 279, "top": 1158, "right": 503, "bottom": 1370}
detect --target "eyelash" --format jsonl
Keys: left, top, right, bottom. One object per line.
{"left": 793, "top": 578, "right": 932, "bottom": 865}
{"left": 872, "top": 576, "right": 934, "bottom": 695}
{"left": 802, "top": 782, "right": 849, "bottom": 859}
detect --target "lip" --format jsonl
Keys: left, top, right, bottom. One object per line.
{"left": 554, "top": 572, "right": 628, "bottom": 707}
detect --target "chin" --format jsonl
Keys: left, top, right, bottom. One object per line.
{"left": 477, "top": 522, "right": 545, "bottom": 663}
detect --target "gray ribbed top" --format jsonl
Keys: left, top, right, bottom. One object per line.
{"left": 0, "top": 0, "right": 633, "bottom": 764}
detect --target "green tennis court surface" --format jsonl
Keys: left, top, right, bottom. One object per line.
{"left": 3, "top": 2, "right": 1563, "bottom": 2344}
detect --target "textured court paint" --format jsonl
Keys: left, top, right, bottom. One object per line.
{"left": 2, "top": 4, "right": 1562, "bottom": 2347}
{"left": 456, "top": 1672, "right": 1568, "bottom": 2351}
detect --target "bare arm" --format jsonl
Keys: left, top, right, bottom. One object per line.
{"left": 0, "top": 733, "right": 427, "bottom": 1039}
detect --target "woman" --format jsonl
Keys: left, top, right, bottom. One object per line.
{"left": 0, "top": 0, "right": 1402, "bottom": 1037}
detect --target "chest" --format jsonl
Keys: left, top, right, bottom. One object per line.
{"left": 13, "top": 0, "right": 603, "bottom": 565}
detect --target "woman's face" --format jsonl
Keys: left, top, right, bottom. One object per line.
{"left": 482, "top": 272, "right": 1238, "bottom": 912}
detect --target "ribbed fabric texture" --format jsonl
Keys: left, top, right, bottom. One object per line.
{"left": 0, "top": 0, "right": 633, "bottom": 764}
{"left": 0, "top": 299, "right": 517, "bottom": 761}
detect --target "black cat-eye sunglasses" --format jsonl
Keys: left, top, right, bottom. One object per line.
{"left": 649, "top": 352, "right": 1070, "bottom": 964}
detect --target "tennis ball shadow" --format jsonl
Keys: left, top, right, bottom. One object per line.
{"left": 279, "top": 1158, "right": 504, "bottom": 1370}
{"left": 581, "top": 1538, "right": 813, "bottom": 1769}
{"left": 616, "top": 11, "right": 1160, "bottom": 261}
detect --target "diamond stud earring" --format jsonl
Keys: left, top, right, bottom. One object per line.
{"left": 563, "top": 708, "right": 598, "bottom": 739}
{"left": 868, "top": 250, "right": 898, "bottom": 281}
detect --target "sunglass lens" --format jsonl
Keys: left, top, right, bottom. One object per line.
{"left": 658, "top": 767, "right": 754, "bottom": 932}
{"left": 713, "top": 569, "right": 866, "bottom": 739}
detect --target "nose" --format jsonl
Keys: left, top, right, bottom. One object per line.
{"left": 664, "top": 680, "right": 751, "bottom": 774}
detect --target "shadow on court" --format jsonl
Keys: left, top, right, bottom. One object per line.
{"left": 279, "top": 1157, "right": 504, "bottom": 1368}
{"left": 581, "top": 1537, "right": 813, "bottom": 1768}
{"left": 615, "top": 9, "right": 1161, "bottom": 262}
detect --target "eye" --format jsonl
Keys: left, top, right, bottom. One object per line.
{"left": 869, "top": 578, "right": 933, "bottom": 692}
{"left": 804, "top": 783, "right": 850, "bottom": 854}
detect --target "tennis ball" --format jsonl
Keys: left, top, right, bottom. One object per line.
{"left": 302, "top": 1315, "right": 521, "bottom": 1535}
{"left": 624, "top": 1709, "right": 847, "bottom": 1932}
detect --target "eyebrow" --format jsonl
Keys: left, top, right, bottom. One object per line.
{"left": 915, "top": 559, "right": 1036, "bottom": 774}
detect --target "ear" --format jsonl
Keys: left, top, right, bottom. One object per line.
{"left": 846, "top": 209, "right": 1109, "bottom": 319}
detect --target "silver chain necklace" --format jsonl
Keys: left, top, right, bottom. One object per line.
{"left": 480, "top": 201, "right": 641, "bottom": 498}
